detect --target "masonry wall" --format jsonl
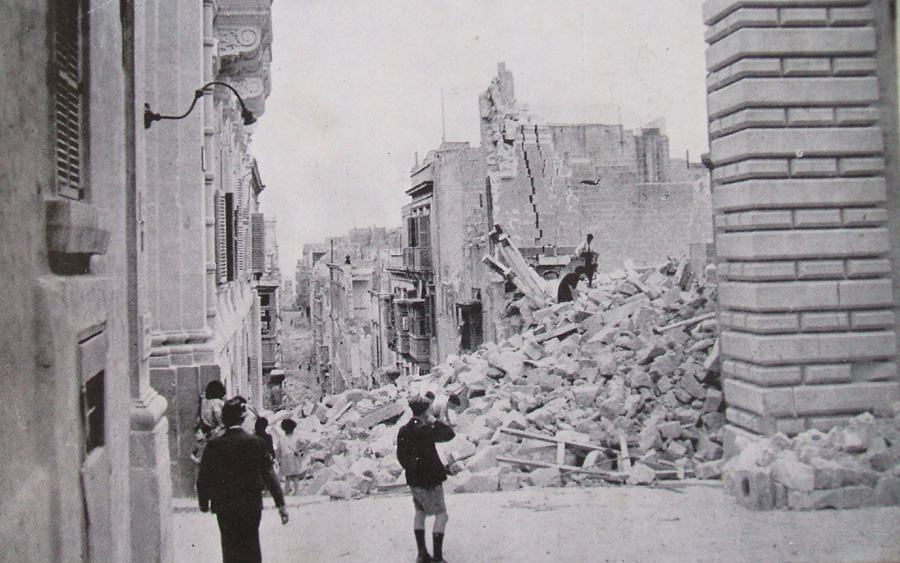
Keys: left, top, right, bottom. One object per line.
{"left": 704, "top": 0, "right": 900, "bottom": 445}
{"left": 578, "top": 178, "right": 713, "bottom": 271}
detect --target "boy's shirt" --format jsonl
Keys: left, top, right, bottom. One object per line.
{"left": 397, "top": 417, "right": 455, "bottom": 488}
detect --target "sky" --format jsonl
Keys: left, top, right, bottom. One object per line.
{"left": 253, "top": 0, "right": 710, "bottom": 274}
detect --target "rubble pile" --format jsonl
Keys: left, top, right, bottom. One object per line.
{"left": 277, "top": 260, "right": 726, "bottom": 500}
{"left": 723, "top": 410, "right": 900, "bottom": 510}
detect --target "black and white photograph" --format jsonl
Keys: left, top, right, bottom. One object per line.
{"left": 2, "top": 0, "right": 899, "bottom": 561}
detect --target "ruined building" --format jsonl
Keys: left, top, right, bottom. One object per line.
{"left": 703, "top": 0, "right": 900, "bottom": 448}
{"left": 386, "top": 65, "right": 715, "bottom": 374}
{"left": 479, "top": 63, "right": 713, "bottom": 271}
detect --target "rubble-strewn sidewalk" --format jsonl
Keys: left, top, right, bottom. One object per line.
{"left": 271, "top": 259, "right": 729, "bottom": 500}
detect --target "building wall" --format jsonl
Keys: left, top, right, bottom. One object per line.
{"left": 1, "top": 0, "right": 173, "bottom": 560}
{"left": 703, "top": 0, "right": 899, "bottom": 446}
{"left": 480, "top": 64, "right": 712, "bottom": 267}
{"left": 431, "top": 145, "right": 489, "bottom": 363}
{"left": 144, "top": 0, "right": 273, "bottom": 497}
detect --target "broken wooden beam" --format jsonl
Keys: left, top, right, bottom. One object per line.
{"left": 653, "top": 312, "right": 716, "bottom": 334}
{"left": 499, "top": 427, "right": 606, "bottom": 451}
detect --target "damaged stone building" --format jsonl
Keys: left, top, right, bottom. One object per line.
{"left": 387, "top": 64, "right": 715, "bottom": 376}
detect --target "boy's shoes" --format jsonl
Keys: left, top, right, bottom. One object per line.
{"left": 415, "top": 552, "right": 431, "bottom": 563}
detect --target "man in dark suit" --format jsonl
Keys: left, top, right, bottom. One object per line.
{"left": 197, "top": 398, "right": 289, "bottom": 562}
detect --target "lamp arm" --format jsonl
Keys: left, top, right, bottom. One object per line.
{"left": 144, "top": 81, "right": 255, "bottom": 129}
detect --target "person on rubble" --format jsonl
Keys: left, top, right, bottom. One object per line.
{"left": 557, "top": 266, "right": 588, "bottom": 303}
{"left": 574, "top": 233, "right": 598, "bottom": 287}
{"left": 197, "top": 398, "right": 289, "bottom": 563}
{"left": 397, "top": 395, "right": 456, "bottom": 563}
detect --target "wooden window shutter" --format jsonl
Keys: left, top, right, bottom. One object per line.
{"left": 215, "top": 193, "right": 227, "bottom": 283}
{"left": 235, "top": 204, "right": 245, "bottom": 277}
{"left": 53, "top": 0, "right": 87, "bottom": 199}
{"left": 251, "top": 213, "right": 265, "bottom": 273}
{"left": 248, "top": 355, "right": 260, "bottom": 406}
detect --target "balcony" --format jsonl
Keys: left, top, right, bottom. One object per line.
{"left": 398, "top": 334, "right": 410, "bottom": 355}
{"left": 409, "top": 334, "right": 430, "bottom": 363}
{"left": 402, "top": 247, "right": 432, "bottom": 272}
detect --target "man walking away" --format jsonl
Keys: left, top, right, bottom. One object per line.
{"left": 198, "top": 398, "right": 289, "bottom": 562}
{"left": 397, "top": 395, "right": 455, "bottom": 563}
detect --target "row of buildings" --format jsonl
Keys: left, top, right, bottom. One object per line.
{"left": 2, "top": 0, "right": 284, "bottom": 559}
{"left": 308, "top": 64, "right": 714, "bottom": 388}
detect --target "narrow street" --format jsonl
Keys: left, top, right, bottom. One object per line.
{"left": 280, "top": 310, "right": 321, "bottom": 405}
{"left": 173, "top": 483, "right": 900, "bottom": 562}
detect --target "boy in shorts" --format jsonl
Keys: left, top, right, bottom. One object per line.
{"left": 397, "top": 395, "right": 455, "bottom": 563}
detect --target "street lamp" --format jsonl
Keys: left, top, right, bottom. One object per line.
{"left": 143, "top": 81, "right": 256, "bottom": 129}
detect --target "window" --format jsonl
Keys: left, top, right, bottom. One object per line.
{"left": 215, "top": 193, "right": 237, "bottom": 283}
{"left": 78, "top": 330, "right": 106, "bottom": 454}
{"left": 53, "top": 0, "right": 88, "bottom": 199}
{"left": 80, "top": 372, "right": 105, "bottom": 453}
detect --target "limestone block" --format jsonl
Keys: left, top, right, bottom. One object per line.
{"left": 636, "top": 342, "right": 666, "bottom": 365}
{"left": 324, "top": 480, "right": 353, "bottom": 500}
{"left": 627, "top": 463, "right": 656, "bottom": 485}
{"left": 572, "top": 384, "right": 601, "bottom": 408}
{"left": 695, "top": 460, "right": 725, "bottom": 480}
{"left": 502, "top": 410, "right": 529, "bottom": 431}
{"left": 639, "top": 425, "right": 663, "bottom": 452}
{"left": 788, "top": 485, "right": 876, "bottom": 511}
{"left": 874, "top": 475, "right": 900, "bottom": 506}
{"left": 526, "top": 467, "right": 562, "bottom": 487}
{"left": 680, "top": 372, "right": 708, "bottom": 400}
{"left": 628, "top": 371, "right": 654, "bottom": 389}
{"left": 772, "top": 458, "right": 815, "bottom": 492}
{"left": 499, "top": 471, "right": 522, "bottom": 491}
{"left": 442, "top": 435, "right": 477, "bottom": 464}
{"left": 704, "top": 389, "right": 724, "bottom": 413}
{"left": 465, "top": 444, "right": 511, "bottom": 473}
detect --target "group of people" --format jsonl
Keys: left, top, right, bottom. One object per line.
{"left": 192, "top": 376, "right": 464, "bottom": 563}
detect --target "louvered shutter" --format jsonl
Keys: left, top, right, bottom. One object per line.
{"left": 54, "top": 0, "right": 86, "bottom": 199}
{"left": 215, "top": 193, "right": 227, "bottom": 283}
{"left": 235, "top": 204, "right": 245, "bottom": 277}
{"left": 251, "top": 213, "right": 265, "bottom": 274}
{"left": 248, "top": 355, "right": 260, "bottom": 407}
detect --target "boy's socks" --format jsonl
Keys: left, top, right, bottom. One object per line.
{"left": 414, "top": 528, "right": 428, "bottom": 555}
{"left": 432, "top": 533, "right": 444, "bottom": 561}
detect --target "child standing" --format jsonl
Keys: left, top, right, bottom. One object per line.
{"left": 397, "top": 395, "right": 455, "bottom": 563}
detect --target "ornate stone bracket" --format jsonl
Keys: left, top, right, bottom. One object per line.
{"left": 214, "top": 0, "right": 273, "bottom": 117}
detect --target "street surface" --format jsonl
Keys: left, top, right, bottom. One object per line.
{"left": 173, "top": 482, "right": 900, "bottom": 562}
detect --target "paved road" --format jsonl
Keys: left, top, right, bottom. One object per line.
{"left": 173, "top": 482, "right": 900, "bottom": 562}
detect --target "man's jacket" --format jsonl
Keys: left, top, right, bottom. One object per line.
{"left": 197, "top": 427, "right": 285, "bottom": 513}
{"left": 397, "top": 418, "right": 455, "bottom": 488}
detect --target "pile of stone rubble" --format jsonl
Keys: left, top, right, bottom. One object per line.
{"left": 723, "top": 410, "right": 900, "bottom": 510}
{"left": 274, "top": 260, "right": 728, "bottom": 500}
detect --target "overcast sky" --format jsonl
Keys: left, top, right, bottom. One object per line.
{"left": 253, "top": 0, "right": 710, "bottom": 273}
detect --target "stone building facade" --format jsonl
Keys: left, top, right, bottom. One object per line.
{"left": 142, "top": 0, "right": 274, "bottom": 497}
{"left": 1, "top": 0, "right": 176, "bottom": 559}
{"left": 703, "top": 0, "right": 900, "bottom": 449}
{"left": 392, "top": 143, "right": 492, "bottom": 372}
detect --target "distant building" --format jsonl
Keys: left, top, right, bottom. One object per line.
{"left": 307, "top": 228, "right": 401, "bottom": 392}
{"left": 259, "top": 216, "right": 285, "bottom": 410}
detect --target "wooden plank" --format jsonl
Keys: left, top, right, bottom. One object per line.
{"left": 496, "top": 456, "right": 614, "bottom": 478}
{"left": 653, "top": 312, "right": 716, "bottom": 334}
{"left": 534, "top": 323, "right": 579, "bottom": 343}
{"left": 499, "top": 427, "right": 606, "bottom": 451}
{"left": 619, "top": 433, "right": 632, "bottom": 472}
{"left": 556, "top": 442, "right": 566, "bottom": 465}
